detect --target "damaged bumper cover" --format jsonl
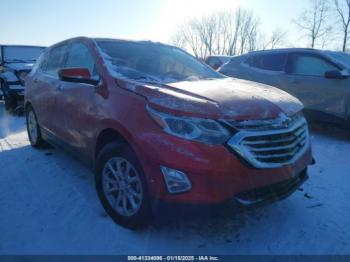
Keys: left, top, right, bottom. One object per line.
{"left": 234, "top": 168, "right": 308, "bottom": 207}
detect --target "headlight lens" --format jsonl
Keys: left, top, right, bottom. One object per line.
{"left": 147, "top": 106, "right": 231, "bottom": 144}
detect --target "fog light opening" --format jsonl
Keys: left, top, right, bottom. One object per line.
{"left": 160, "top": 166, "right": 192, "bottom": 194}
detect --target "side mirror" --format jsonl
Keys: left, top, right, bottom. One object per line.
{"left": 58, "top": 68, "right": 99, "bottom": 85}
{"left": 324, "top": 70, "right": 348, "bottom": 79}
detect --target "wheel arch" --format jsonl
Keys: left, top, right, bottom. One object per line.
{"left": 94, "top": 128, "right": 129, "bottom": 160}
{"left": 24, "top": 100, "right": 32, "bottom": 111}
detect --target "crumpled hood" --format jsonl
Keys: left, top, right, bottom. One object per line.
{"left": 117, "top": 78, "right": 303, "bottom": 121}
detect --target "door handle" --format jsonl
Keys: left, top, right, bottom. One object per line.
{"left": 55, "top": 84, "right": 62, "bottom": 90}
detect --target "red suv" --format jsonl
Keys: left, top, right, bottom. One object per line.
{"left": 25, "top": 37, "right": 313, "bottom": 228}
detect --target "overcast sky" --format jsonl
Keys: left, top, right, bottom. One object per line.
{"left": 1, "top": 0, "right": 309, "bottom": 47}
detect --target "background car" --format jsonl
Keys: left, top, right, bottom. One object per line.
{"left": 25, "top": 37, "right": 312, "bottom": 228}
{"left": 219, "top": 48, "right": 350, "bottom": 128}
{"left": 0, "top": 45, "right": 45, "bottom": 112}
{"left": 205, "top": 55, "right": 232, "bottom": 70}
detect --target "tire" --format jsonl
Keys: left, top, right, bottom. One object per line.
{"left": 4, "top": 92, "right": 16, "bottom": 112}
{"left": 95, "top": 142, "right": 151, "bottom": 229}
{"left": 26, "top": 105, "right": 45, "bottom": 148}
{"left": 0, "top": 80, "right": 4, "bottom": 100}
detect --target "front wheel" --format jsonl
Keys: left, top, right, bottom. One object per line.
{"left": 26, "top": 106, "right": 45, "bottom": 148}
{"left": 95, "top": 142, "right": 151, "bottom": 229}
{"left": 4, "top": 92, "right": 16, "bottom": 112}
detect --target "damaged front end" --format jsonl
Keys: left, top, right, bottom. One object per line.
{"left": 225, "top": 111, "right": 311, "bottom": 169}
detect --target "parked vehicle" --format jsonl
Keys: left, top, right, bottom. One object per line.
{"left": 25, "top": 37, "right": 313, "bottom": 228}
{"left": 205, "top": 55, "right": 232, "bottom": 70}
{"left": 0, "top": 45, "right": 45, "bottom": 112}
{"left": 219, "top": 48, "right": 350, "bottom": 127}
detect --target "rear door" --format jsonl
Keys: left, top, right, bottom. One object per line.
{"left": 231, "top": 53, "right": 288, "bottom": 87}
{"left": 56, "top": 41, "right": 100, "bottom": 157}
{"left": 281, "top": 52, "right": 350, "bottom": 119}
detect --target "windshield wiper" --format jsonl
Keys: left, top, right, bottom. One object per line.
{"left": 113, "top": 66, "right": 162, "bottom": 84}
{"left": 132, "top": 75, "right": 161, "bottom": 84}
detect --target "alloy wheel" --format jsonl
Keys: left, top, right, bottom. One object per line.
{"left": 27, "top": 110, "right": 38, "bottom": 144}
{"left": 102, "top": 157, "right": 143, "bottom": 217}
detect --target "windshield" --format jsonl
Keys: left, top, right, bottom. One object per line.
{"left": 97, "top": 40, "right": 222, "bottom": 83}
{"left": 3, "top": 46, "right": 45, "bottom": 63}
{"left": 325, "top": 51, "right": 350, "bottom": 69}
{"left": 220, "top": 57, "right": 231, "bottom": 64}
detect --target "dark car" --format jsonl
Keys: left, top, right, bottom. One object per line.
{"left": 219, "top": 48, "right": 350, "bottom": 127}
{"left": 205, "top": 55, "right": 232, "bottom": 70}
{"left": 0, "top": 45, "right": 45, "bottom": 112}
{"left": 25, "top": 37, "right": 312, "bottom": 228}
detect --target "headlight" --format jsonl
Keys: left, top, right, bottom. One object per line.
{"left": 147, "top": 106, "right": 231, "bottom": 144}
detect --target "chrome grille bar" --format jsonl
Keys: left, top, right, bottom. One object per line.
{"left": 227, "top": 115, "right": 310, "bottom": 169}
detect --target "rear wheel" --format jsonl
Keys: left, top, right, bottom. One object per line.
{"left": 95, "top": 142, "right": 151, "bottom": 229}
{"left": 26, "top": 105, "right": 45, "bottom": 148}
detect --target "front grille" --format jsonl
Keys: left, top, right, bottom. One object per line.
{"left": 227, "top": 115, "right": 309, "bottom": 168}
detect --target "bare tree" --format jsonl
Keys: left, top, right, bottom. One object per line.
{"left": 171, "top": 22, "right": 203, "bottom": 58}
{"left": 295, "top": 0, "right": 332, "bottom": 48}
{"left": 170, "top": 9, "right": 265, "bottom": 58}
{"left": 226, "top": 8, "right": 244, "bottom": 56}
{"left": 334, "top": 0, "right": 350, "bottom": 51}
{"left": 170, "top": 31, "right": 186, "bottom": 50}
{"left": 238, "top": 10, "right": 260, "bottom": 54}
{"left": 214, "top": 12, "right": 232, "bottom": 55}
{"left": 194, "top": 14, "right": 220, "bottom": 57}
{"left": 263, "top": 28, "right": 287, "bottom": 49}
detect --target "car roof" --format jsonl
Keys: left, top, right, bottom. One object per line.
{"left": 45, "top": 36, "right": 177, "bottom": 52}
{"left": 94, "top": 37, "right": 177, "bottom": 49}
{"left": 0, "top": 44, "right": 46, "bottom": 49}
{"left": 247, "top": 48, "right": 326, "bottom": 56}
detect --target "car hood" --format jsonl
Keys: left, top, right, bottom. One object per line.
{"left": 3, "top": 62, "right": 34, "bottom": 71}
{"left": 116, "top": 77, "right": 303, "bottom": 120}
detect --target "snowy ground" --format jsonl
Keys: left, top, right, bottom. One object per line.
{"left": 0, "top": 101, "right": 349, "bottom": 255}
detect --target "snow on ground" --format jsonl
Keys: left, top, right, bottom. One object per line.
{"left": 0, "top": 101, "right": 349, "bottom": 255}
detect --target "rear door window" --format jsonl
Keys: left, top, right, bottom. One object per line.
{"left": 246, "top": 53, "right": 287, "bottom": 71}
{"left": 65, "top": 42, "right": 97, "bottom": 77}
{"left": 287, "top": 54, "right": 340, "bottom": 76}
{"left": 45, "top": 44, "right": 67, "bottom": 77}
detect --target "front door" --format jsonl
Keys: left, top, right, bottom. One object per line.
{"left": 35, "top": 44, "right": 67, "bottom": 136}
{"left": 281, "top": 53, "right": 350, "bottom": 119}
{"left": 56, "top": 42, "right": 100, "bottom": 158}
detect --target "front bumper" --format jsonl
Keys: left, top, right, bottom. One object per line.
{"left": 233, "top": 168, "right": 308, "bottom": 207}
{"left": 5, "top": 81, "right": 24, "bottom": 100}
{"left": 133, "top": 131, "right": 313, "bottom": 204}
